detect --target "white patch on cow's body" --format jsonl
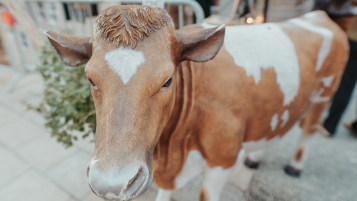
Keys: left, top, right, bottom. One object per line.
{"left": 289, "top": 19, "right": 334, "bottom": 72}
{"left": 219, "top": 24, "right": 300, "bottom": 105}
{"left": 155, "top": 189, "right": 173, "bottom": 201}
{"left": 202, "top": 150, "right": 245, "bottom": 201}
{"left": 242, "top": 135, "right": 280, "bottom": 153}
{"left": 270, "top": 114, "right": 279, "bottom": 131}
{"left": 320, "top": 75, "right": 335, "bottom": 87}
{"left": 304, "top": 12, "right": 318, "bottom": 18}
{"left": 175, "top": 150, "right": 207, "bottom": 189}
{"left": 105, "top": 47, "right": 145, "bottom": 85}
{"left": 203, "top": 23, "right": 302, "bottom": 106}
{"left": 247, "top": 148, "right": 265, "bottom": 162}
{"left": 310, "top": 88, "right": 330, "bottom": 103}
{"left": 280, "top": 110, "right": 289, "bottom": 128}
{"left": 173, "top": 149, "right": 245, "bottom": 201}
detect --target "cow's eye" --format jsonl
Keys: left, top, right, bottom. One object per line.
{"left": 162, "top": 77, "right": 172, "bottom": 88}
{"left": 88, "top": 77, "right": 96, "bottom": 87}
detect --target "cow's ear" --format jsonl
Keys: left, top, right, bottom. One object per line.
{"left": 176, "top": 25, "right": 225, "bottom": 62}
{"left": 44, "top": 31, "right": 92, "bottom": 67}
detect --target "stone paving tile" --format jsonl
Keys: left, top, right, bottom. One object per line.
{"left": 0, "top": 107, "right": 17, "bottom": 126}
{"left": 82, "top": 188, "right": 158, "bottom": 201}
{"left": 0, "top": 117, "right": 46, "bottom": 148}
{"left": 47, "top": 151, "right": 92, "bottom": 200}
{"left": 0, "top": 170, "right": 71, "bottom": 201}
{"left": 0, "top": 145, "right": 29, "bottom": 187}
{"left": 15, "top": 134, "right": 78, "bottom": 171}
{"left": 82, "top": 193, "right": 104, "bottom": 201}
{"left": 133, "top": 189, "right": 158, "bottom": 201}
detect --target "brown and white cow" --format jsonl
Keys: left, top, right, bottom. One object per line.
{"left": 45, "top": 5, "right": 348, "bottom": 201}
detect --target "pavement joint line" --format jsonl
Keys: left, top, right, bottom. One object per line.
{"left": 0, "top": 99, "right": 45, "bottom": 130}
{"left": 0, "top": 140, "right": 81, "bottom": 201}
{"left": 0, "top": 167, "right": 32, "bottom": 190}
{"left": 0, "top": 98, "right": 95, "bottom": 156}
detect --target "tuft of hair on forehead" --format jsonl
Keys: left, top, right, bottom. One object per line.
{"left": 94, "top": 5, "right": 173, "bottom": 49}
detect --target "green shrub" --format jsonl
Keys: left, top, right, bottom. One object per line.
{"left": 29, "top": 43, "right": 96, "bottom": 148}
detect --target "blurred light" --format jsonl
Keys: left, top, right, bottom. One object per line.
{"left": 246, "top": 17, "right": 253, "bottom": 24}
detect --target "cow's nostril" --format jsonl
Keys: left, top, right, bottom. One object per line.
{"left": 125, "top": 165, "right": 149, "bottom": 197}
{"left": 86, "top": 165, "right": 90, "bottom": 177}
{"left": 88, "top": 183, "right": 98, "bottom": 196}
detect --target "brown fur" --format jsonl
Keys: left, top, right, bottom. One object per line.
{"left": 295, "top": 148, "right": 304, "bottom": 162}
{"left": 200, "top": 187, "right": 208, "bottom": 201}
{"left": 94, "top": 5, "right": 172, "bottom": 49}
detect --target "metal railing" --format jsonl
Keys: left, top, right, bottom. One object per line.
{"left": 19, "top": 0, "right": 204, "bottom": 36}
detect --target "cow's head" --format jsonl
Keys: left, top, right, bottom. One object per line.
{"left": 45, "top": 5, "right": 224, "bottom": 201}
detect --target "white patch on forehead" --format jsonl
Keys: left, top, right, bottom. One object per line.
{"left": 175, "top": 150, "right": 206, "bottom": 189}
{"left": 212, "top": 23, "right": 300, "bottom": 106}
{"left": 270, "top": 114, "right": 279, "bottom": 131}
{"left": 243, "top": 135, "right": 280, "bottom": 153}
{"left": 289, "top": 19, "right": 334, "bottom": 72}
{"left": 320, "top": 75, "right": 335, "bottom": 87}
{"left": 105, "top": 47, "right": 145, "bottom": 85}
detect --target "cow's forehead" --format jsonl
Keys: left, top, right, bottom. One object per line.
{"left": 86, "top": 34, "right": 174, "bottom": 86}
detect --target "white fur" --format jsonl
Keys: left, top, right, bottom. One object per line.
{"left": 304, "top": 12, "right": 318, "bottom": 18}
{"left": 247, "top": 149, "right": 266, "bottom": 162}
{"left": 202, "top": 150, "right": 245, "bottom": 201}
{"left": 310, "top": 88, "right": 330, "bottom": 103}
{"left": 105, "top": 47, "right": 145, "bottom": 85}
{"left": 171, "top": 149, "right": 245, "bottom": 201}
{"left": 175, "top": 150, "right": 206, "bottom": 189}
{"left": 155, "top": 189, "right": 172, "bottom": 201}
{"left": 280, "top": 110, "right": 289, "bottom": 128}
{"left": 320, "top": 75, "right": 335, "bottom": 87}
{"left": 223, "top": 24, "right": 300, "bottom": 106}
{"left": 289, "top": 19, "right": 334, "bottom": 72}
{"left": 270, "top": 114, "right": 279, "bottom": 131}
{"left": 242, "top": 135, "right": 280, "bottom": 153}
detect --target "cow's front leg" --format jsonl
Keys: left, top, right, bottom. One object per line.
{"left": 244, "top": 148, "right": 266, "bottom": 169}
{"left": 200, "top": 166, "right": 234, "bottom": 201}
{"left": 155, "top": 189, "right": 173, "bottom": 201}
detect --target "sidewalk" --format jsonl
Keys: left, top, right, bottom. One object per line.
{"left": 1, "top": 68, "right": 357, "bottom": 201}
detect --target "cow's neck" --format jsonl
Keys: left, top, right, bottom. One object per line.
{"left": 153, "top": 60, "right": 196, "bottom": 189}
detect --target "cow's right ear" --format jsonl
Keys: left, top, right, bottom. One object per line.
{"left": 44, "top": 31, "right": 92, "bottom": 67}
{"left": 176, "top": 25, "right": 225, "bottom": 62}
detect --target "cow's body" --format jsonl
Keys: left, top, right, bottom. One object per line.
{"left": 46, "top": 6, "right": 348, "bottom": 201}
{"left": 154, "top": 11, "right": 348, "bottom": 199}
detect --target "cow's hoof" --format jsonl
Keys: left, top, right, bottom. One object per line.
{"left": 284, "top": 165, "right": 301, "bottom": 177}
{"left": 244, "top": 158, "right": 260, "bottom": 169}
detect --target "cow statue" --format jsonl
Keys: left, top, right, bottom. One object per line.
{"left": 45, "top": 5, "right": 348, "bottom": 201}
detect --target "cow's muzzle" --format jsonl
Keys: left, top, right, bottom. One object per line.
{"left": 87, "top": 160, "right": 150, "bottom": 201}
